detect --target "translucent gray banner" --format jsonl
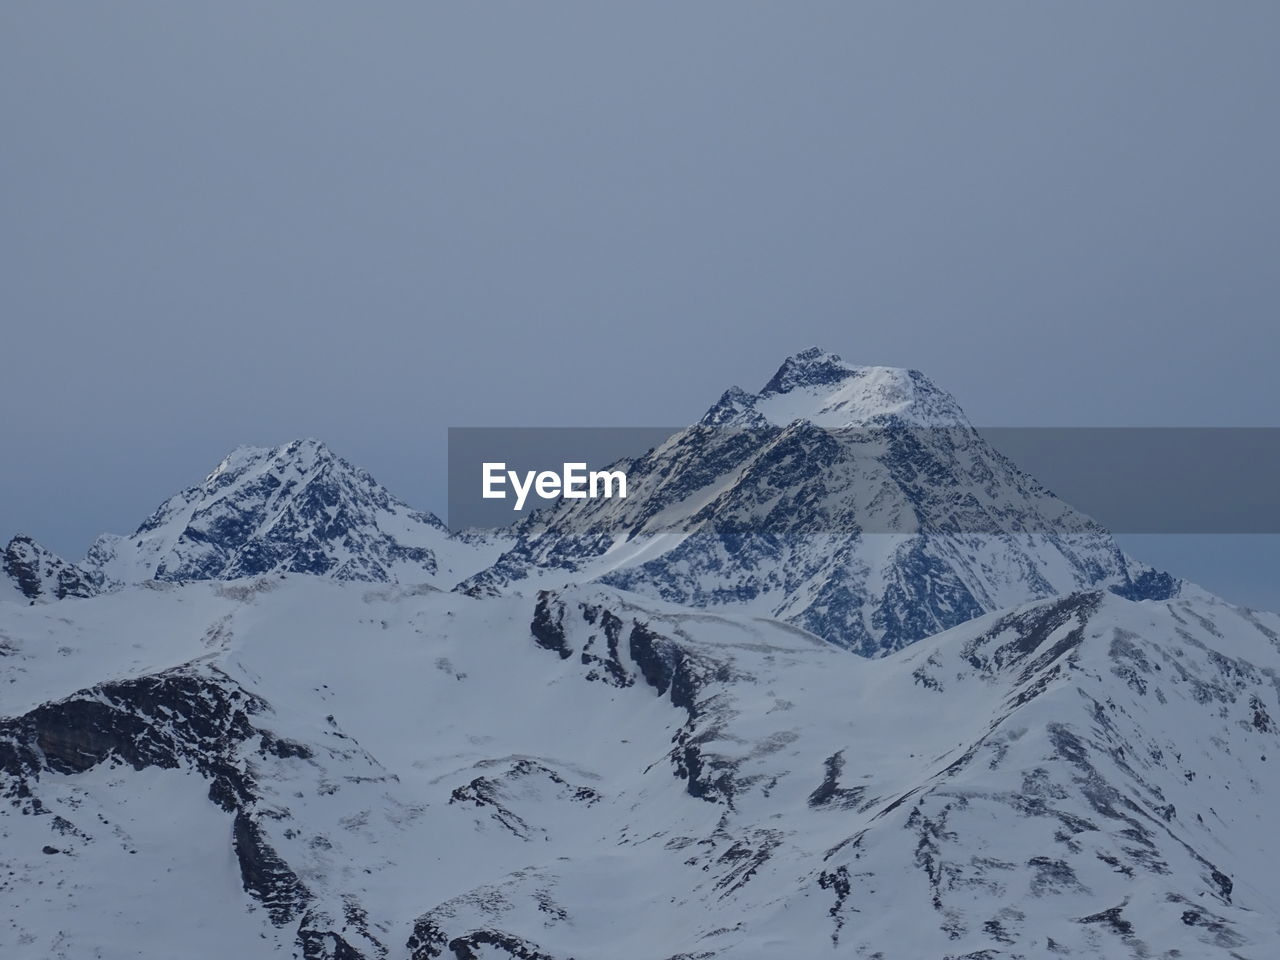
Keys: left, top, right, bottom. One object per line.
{"left": 447, "top": 426, "right": 1280, "bottom": 534}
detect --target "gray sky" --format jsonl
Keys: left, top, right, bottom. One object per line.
{"left": 3, "top": 3, "right": 1278, "bottom": 605}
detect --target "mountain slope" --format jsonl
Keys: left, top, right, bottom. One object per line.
{"left": 3, "top": 577, "right": 1278, "bottom": 958}
{"left": 1, "top": 535, "right": 97, "bottom": 603}
{"left": 462, "top": 349, "right": 1176, "bottom": 655}
{"left": 81, "top": 439, "right": 500, "bottom": 590}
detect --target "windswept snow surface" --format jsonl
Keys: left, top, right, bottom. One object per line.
{"left": 4, "top": 576, "right": 1280, "bottom": 958}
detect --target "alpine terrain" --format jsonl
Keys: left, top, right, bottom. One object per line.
{"left": 80, "top": 438, "right": 504, "bottom": 591}
{"left": 463, "top": 349, "right": 1176, "bottom": 656}
{"left": 2, "top": 351, "right": 1275, "bottom": 960}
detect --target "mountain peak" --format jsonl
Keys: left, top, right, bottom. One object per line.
{"left": 705, "top": 349, "right": 968, "bottom": 428}
{"left": 205, "top": 438, "right": 338, "bottom": 489}
{"left": 81, "top": 439, "right": 477, "bottom": 588}
{"left": 758, "top": 347, "right": 859, "bottom": 396}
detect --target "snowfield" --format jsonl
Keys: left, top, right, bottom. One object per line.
{"left": 4, "top": 577, "right": 1280, "bottom": 958}
{"left": 2, "top": 350, "right": 1275, "bottom": 958}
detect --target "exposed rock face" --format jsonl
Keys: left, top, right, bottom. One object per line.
{"left": 232, "top": 811, "right": 311, "bottom": 925}
{"left": 2, "top": 535, "right": 97, "bottom": 602}
{"left": 1, "top": 668, "right": 261, "bottom": 805}
{"left": 0, "top": 661, "right": 323, "bottom": 936}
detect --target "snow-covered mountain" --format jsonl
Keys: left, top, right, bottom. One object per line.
{"left": 3, "top": 349, "right": 1266, "bottom": 958}
{"left": 3, "top": 576, "right": 1279, "bottom": 958}
{"left": 1, "top": 535, "right": 97, "bottom": 603}
{"left": 462, "top": 349, "right": 1177, "bottom": 655}
{"left": 81, "top": 439, "right": 502, "bottom": 590}
{"left": 25, "top": 351, "right": 1175, "bottom": 657}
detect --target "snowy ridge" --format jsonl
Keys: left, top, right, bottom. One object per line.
{"left": 80, "top": 439, "right": 502, "bottom": 590}
{"left": 3, "top": 578, "right": 1279, "bottom": 957}
{"left": 738, "top": 347, "right": 971, "bottom": 428}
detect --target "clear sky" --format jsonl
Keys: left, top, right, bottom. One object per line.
{"left": 3, "top": 4, "right": 1277, "bottom": 606}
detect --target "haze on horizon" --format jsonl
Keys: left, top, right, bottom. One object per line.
{"left": 3, "top": 3, "right": 1278, "bottom": 607}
